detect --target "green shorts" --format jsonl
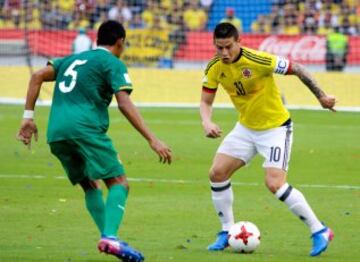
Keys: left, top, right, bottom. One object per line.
{"left": 49, "top": 135, "right": 125, "bottom": 185}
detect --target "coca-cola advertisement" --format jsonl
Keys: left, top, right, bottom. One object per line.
{"left": 258, "top": 36, "right": 326, "bottom": 63}
{"left": 176, "top": 32, "right": 360, "bottom": 65}
{"left": 258, "top": 35, "right": 360, "bottom": 64}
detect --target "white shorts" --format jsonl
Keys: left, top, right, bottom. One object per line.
{"left": 217, "top": 121, "right": 293, "bottom": 171}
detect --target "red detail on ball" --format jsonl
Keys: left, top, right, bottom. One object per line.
{"left": 235, "top": 225, "right": 254, "bottom": 245}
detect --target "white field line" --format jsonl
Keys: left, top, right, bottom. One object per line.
{"left": 111, "top": 118, "right": 360, "bottom": 129}
{"left": 0, "top": 174, "right": 359, "bottom": 190}
{"left": 1, "top": 97, "right": 360, "bottom": 112}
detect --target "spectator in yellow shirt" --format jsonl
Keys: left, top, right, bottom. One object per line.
{"left": 283, "top": 16, "right": 300, "bottom": 35}
{"left": 58, "top": 0, "right": 75, "bottom": 12}
{"left": 183, "top": 0, "right": 207, "bottom": 31}
{"left": 142, "top": 0, "right": 161, "bottom": 28}
{"left": 220, "top": 7, "right": 242, "bottom": 33}
{"left": 251, "top": 15, "right": 271, "bottom": 34}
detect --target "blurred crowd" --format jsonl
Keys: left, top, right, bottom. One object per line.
{"left": 252, "top": 0, "right": 360, "bottom": 35}
{"left": 1, "top": 0, "right": 359, "bottom": 35}
{"left": 0, "top": 0, "right": 212, "bottom": 31}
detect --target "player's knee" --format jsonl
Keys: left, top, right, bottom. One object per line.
{"left": 265, "top": 179, "right": 284, "bottom": 194}
{"left": 209, "top": 166, "right": 228, "bottom": 182}
{"left": 265, "top": 182, "right": 278, "bottom": 193}
{"left": 265, "top": 177, "right": 280, "bottom": 193}
{"left": 120, "top": 181, "right": 129, "bottom": 191}
{"left": 80, "top": 179, "right": 101, "bottom": 192}
{"left": 104, "top": 175, "right": 129, "bottom": 190}
{"left": 265, "top": 168, "right": 287, "bottom": 193}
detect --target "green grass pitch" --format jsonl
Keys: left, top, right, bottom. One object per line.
{"left": 0, "top": 104, "right": 359, "bottom": 261}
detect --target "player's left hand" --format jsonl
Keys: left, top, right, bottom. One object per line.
{"left": 16, "top": 119, "right": 38, "bottom": 149}
{"left": 149, "top": 139, "right": 172, "bottom": 164}
{"left": 319, "top": 95, "right": 336, "bottom": 112}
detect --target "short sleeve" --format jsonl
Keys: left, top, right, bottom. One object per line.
{"left": 47, "top": 58, "right": 64, "bottom": 77}
{"left": 107, "top": 60, "right": 133, "bottom": 94}
{"left": 202, "top": 58, "right": 219, "bottom": 92}
{"left": 242, "top": 48, "right": 289, "bottom": 75}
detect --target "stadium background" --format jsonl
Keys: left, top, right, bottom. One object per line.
{"left": 0, "top": 0, "right": 359, "bottom": 109}
{"left": 0, "top": 2, "right": 359, "bottom": 261}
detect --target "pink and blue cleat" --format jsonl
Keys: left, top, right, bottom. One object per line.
{"left": 310, "top": 227, "right": 334, "bottom": 256}
{"left": 207, "top": 231, "right": 229, "bottom": 251}
{"left": 98, "top": 236, "right": 144, "bottom": 262}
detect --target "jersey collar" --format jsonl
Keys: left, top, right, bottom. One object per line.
{"left": 232, "top": 48, "right": 243, "bottom": 64}
{"left": 95, "top": 46, "right": 111, "bottom": 52}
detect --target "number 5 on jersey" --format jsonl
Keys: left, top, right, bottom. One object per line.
{"left": 59, "top": 60, "right": 88, "bottom": 93}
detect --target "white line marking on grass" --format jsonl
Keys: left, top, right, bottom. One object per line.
{"left": 130, "top": 178, "right": 360, "bottom": 190}
{"left": 111, "top": 118, "right": 200, "bottom": 125}
{"left": 1, "top": 98, "right": 360, "bottom": 112}
{"left": 0, "top": 174, "right": 359, "bottom": 190}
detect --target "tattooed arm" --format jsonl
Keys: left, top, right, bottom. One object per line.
{"left": 288, "top": 62, "right": 336, "bottom": 112}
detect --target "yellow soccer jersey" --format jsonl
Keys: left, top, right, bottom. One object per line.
{"left": 202, "top": 47, "right": 291, "bottom": 130}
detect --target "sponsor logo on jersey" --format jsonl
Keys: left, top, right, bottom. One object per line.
{"left": 242, "top": 68, "right": 252, "bottom": 78}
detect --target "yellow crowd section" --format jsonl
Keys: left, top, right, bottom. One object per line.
{"left": 0, "top": 67, "right": 359, "bottom": 107}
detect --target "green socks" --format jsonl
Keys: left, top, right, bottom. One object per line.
{"left": 85, "top": 189, "right": 105, "bottom": 233}
{"left": 103, "top": 184, "right": 128, "bottom": 238}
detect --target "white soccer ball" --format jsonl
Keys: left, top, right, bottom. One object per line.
{"left": 228, "top": 221, "right": 261, "bottom": 253}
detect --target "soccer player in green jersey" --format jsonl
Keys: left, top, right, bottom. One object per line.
{"left": 17, "top": 20, "right": 171, "bottom": 262}
{"left": 201, "top": 23, "right": 335, "bottom": 256}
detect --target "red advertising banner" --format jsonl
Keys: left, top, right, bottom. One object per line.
{"left": 176, "top": 32, "right": 360, "bottom": 65}
{"left": 1, "top": 30, "right": 359, "bottom": 64}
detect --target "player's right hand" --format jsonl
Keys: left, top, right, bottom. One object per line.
{"left": 203, "top": 121, "right": 222, "bottom": 138}
{"left": 16, "top": 119, "right": 38, "bottom": 149}
{"left": 149, "top": 139, "right": 172, "bottom": 164}
{"left": 319, "top": 95, "right": 336, "bottom": 112}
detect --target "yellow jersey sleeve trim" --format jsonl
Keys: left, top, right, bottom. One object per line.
{"left": 203, "top": 57, "right": 220, "bottom": 89}
{"left": 202, "top": 82, "right": 218, "bottom": 90}
{"left": 204, "top": 57, "right": 220, "bottom": 75}
{"left": 115, "top": 84, "right": 133, "bottom": 95}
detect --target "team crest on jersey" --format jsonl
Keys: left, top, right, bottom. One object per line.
{"left": 242, "top": 68, "right": 252, "bottom": 78}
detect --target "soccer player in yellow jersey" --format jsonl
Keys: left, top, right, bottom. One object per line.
{"left": 201, "top": 23, "right": 336, "bottom": 256}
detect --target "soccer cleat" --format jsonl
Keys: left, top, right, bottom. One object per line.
{"left": 98, "top": 237, "right": 144, "bottom": 262}
{"left": 207, "top": 231, "right": 229, "bottom": 251}
{"left": 310, "top": 227, "right": 334, "bottom": 256}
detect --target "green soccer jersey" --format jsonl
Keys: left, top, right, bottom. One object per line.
{"left": 47, "top": 47, "right": 132, "bottom": 143}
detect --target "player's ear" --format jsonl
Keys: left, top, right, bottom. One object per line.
{"left": 121, "top": 37, "right": 126, "bottom": 45}
{"left": 115, "top": 38, "right": 125, "bottom": 54}
{"left": 115, "top": 38, "right": 124, "bottom": 48}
